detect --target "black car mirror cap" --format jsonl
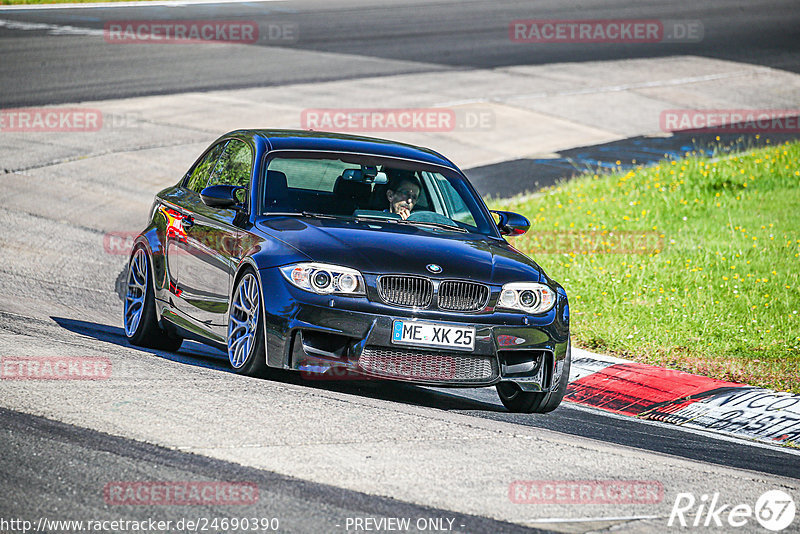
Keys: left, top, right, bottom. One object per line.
{"left": 491, "top": 210, "right": 530, "bottom": 236}
{"left": 200, "top": 185, "right": 246, "bottom": 210}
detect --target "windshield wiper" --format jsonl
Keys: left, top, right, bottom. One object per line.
{"left": 266, "top": 212, "right": 465, "bottom": 232}
{"left": 265, "top": 211, "right": 337, "bottom": 219}
{"left": 301, "top": 211, "right": 338, "bottom": 219}
{"left": 354, "top": 214, "right": 400, "bottom": 224}
{"left": 396, "top": 219, "right": 467, "bottom": 233}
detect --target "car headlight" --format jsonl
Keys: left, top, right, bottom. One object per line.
{"left": 497, "top": 282, "right": 556, "bottom": 314}
{"left": 279, "top": 263, "right": 366, "bottom": 296}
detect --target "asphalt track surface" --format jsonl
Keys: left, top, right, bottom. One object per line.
{"left": 35, "top": 317, "right": 800, "bottom": 483}
{"left": 2, "top": 1, "right": 800, "bottom": 532}
{"left": 1, "top": 313, "right": 799, "bottom": 531}
{"left": 0, "top": 407, "right": 542, "bottom": 534}
{"left": 1, "top": 0, "right": 799, "bottom": 106}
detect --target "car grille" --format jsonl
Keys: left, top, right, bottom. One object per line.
{"left": 358, "top": 346, "right": 497, "bottom": 383}
{"left": 377, "top": 276, "right": 433, "bottom": 308}
{"left": 438, "top": 281, "right": 489, "bottom": 312}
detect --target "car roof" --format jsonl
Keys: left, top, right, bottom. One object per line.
{"left": 227, "top": 129, "right": 459, "bottom": 169}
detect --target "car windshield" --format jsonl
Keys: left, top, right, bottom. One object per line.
{"left": 260, "top": 152, "right": 496, "bottom": 235}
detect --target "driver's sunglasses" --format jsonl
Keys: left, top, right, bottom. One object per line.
{"left": 395, "top": 189, "right": 419, "bottom": 201}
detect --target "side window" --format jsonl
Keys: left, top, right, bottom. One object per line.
{"left": 267, "top": 158, "right": 347, "bottom": 192}
{"left": 208, "top": 139, "right": 253, "bottom": 203}
{"left": 186, "top": 142, "right": 227, "bottom": 193}
{"left": 433, "top": 174, "right": 477, "bottom": 228}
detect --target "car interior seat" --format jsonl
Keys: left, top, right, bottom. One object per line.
{"left": 264, "top": 170, "right": 290, "bottom": 211}
{"left": 333, "top": 176, "right": 371, "bottom": 214}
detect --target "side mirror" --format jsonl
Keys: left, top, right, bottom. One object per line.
{"left": 200, "top": 185, "right": 245, "bottom": 209}
{"left": 491, "top": 210, "right": 530, "bottom": 236}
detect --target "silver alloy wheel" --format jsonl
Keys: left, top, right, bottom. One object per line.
{"left": 228, "top": 273, "right": 260, "bottom": 369}
{"left": 124, "top": 248, "right": 148, "bottom": 337}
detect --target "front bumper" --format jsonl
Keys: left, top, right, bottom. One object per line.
{"left": 258, "top": 268, "right": 569, "bottom": 392}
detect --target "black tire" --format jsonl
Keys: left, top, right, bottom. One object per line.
{"left": 123, "top": 247, "right": 183, "bottom": 352}
{"left": 497, "top": 340, "right": 571, "bottom": 414}
{"left": 227, "top": 268, "right": 269, "bottom": 377}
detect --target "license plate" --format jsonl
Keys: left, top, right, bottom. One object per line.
{"left": 391, "top": 320, "right": 475, "bottom": 351}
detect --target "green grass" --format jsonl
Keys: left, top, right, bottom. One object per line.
{"left": 489, "top": 140, "right": 800, "bottom": 393}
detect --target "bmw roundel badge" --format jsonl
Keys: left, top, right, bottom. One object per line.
{"left": 426, "top": 264, "right": 443, "bottom": 274}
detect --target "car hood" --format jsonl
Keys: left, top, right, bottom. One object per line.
{"left": 254, "top": 216, "right": 545, "bottom": 284}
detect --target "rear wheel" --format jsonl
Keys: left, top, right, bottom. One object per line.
{"left": 123, "top": 247, "right": 183, "bottom": 351}
{"left": 497, "top": 340, "right": 571, "bottom": 413}
{"left": 227, "top": 269, "right": 269, "bottom": 377}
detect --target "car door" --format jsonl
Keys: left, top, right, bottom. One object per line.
{"left": 162, "top": 141, "right": 226, "bottom": 309}
{"left": 174, "top": 139, "right": 253, "bottom": 339}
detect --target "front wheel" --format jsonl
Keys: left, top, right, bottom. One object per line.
{"left": 227, "top": 269, "right": 268, "bottom": 377}
{"left": 123, "top": 247, "right": 183, "bottom": 351}
{"left": 496, "top": 341, "right": 571, "bottom": 413}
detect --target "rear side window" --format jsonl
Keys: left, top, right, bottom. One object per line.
{"left": 186, "top": 142, "right": 226, "bottom": 193}
{"left": 267, "top": 157, "right": 349, "bottom": 192}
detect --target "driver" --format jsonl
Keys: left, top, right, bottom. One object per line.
{"left": 385, "top": 170, "right": 421, "bottom": 220}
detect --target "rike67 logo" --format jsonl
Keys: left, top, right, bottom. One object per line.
{"left": 669, "top": 490, "right": 796, "bottom": 531}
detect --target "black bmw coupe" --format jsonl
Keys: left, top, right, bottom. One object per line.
{"left": 124, "top": 130, "right": 571, "bottom": 413}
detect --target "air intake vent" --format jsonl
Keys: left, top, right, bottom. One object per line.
{"left": 377, "top": 276, "right": 433, "bottom": 308}
{"left": 438, "top": 281, "right": 490, "bottom": 312}
{"left": 359, "top": 347, "right": 496, "bottom": 383}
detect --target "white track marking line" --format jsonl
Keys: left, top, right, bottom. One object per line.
{"left": 0, "top": 13, "right": 282, "bottom": 38}
{"left": 564, "top": 402, "right": 800, "bottom": 457}
{"left": 0, "top": 0, "right": 285, "bottom": 10}
{"left": 0, "top": 17, "right": 104, "bottom": 35}
{"left": 524, "top": 515, "right": 662, "bottom": 524}
{"left": 437, "top": 69, "right": 774, "bottom": 106}
{"left": 427, "top": 385, "right": 800, "bottom": 455}
{"left": 541, "top": 70, "right": 773, "bottom": 97}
